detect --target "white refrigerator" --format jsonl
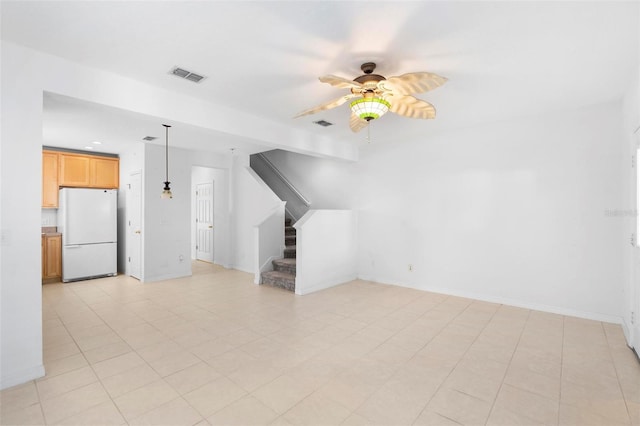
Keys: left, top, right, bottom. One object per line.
{"left": 58, "top": 188, "right": 118, "bottom": 282}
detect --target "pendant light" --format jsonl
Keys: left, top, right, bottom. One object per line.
{"left": 161, "top": 124, "right": 173, "bottom": 199}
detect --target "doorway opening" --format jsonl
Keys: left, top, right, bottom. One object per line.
{"left": 195, "top": 181, "right": 214, "bottom": 263}
{"left": 191, "top": 166, "right": 230, "bottom": 267}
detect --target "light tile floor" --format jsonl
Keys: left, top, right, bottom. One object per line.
{"left": 1, "top": 262, "right": 639, "bottom": 425}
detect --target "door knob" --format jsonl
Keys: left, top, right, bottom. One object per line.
{"left": 135, "top": 230, "right": 141, "bottom": 234}
{"left": 208, "top": 226, "right": 213, "bottom": 229}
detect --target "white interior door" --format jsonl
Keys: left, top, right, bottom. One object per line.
{"left": 196, "top": 182, "right": 214, "bottom": 263}
{"left": 128, "top": 172, "right": 142, "bottom": 279}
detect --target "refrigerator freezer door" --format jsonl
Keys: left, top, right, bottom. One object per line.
{"left": 60, "top": 188, "right": 117, "bottom": 245}
{"left": 62, "top": 242, "right": 117, "bottom": 282}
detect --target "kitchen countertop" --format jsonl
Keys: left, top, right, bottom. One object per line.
{"left": 42, "top": 226, "right": 61, "bottom": 236}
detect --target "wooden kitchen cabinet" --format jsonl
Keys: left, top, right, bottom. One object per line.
{"left": 42, "top": 151, "right": 59, "bottom": 208}
{"left": 43, "top": 150, "right": 119, "bottom": 206}
{"left": 42, "top": 234, "right": 62, "bottom": 283}
{"left": 59, "top": 153, "right": 91, "bottom": 187}
{"left": 91, "top": 157, "right": 119, "bottom": 188}
{"left": 55, "top": 152, "right": 119, "bottom": 189}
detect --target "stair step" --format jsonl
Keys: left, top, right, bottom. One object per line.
{"left": 285, "top": 218, "right": 292, "bottom": 226}
{"left": 261, "top": 271, "right": 295, "bottom": 292}
{"left": 285, "top": 235, "right": 296, "bottom": 245}
{"left": 273, "top": 258, "right": 296, "bottom": 274}
{"left": 284, "top": 246, "right": 296, "bottom": 259}
{"left": 285, "top": 226, "right": 296, "bottom": 236}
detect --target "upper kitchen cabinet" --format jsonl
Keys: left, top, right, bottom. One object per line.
{"left": 59, "top": 153, "right": 91, "bottom": 187}
{"left": 42, "top": 150, "right": 59, "bottom": 208}
{"left": 91, "top": 157, "right": 119, "bottom": 188}
{"left": 58, "top": 152, "right": 119, "bottom": 189}
{"left": 42, "top": 149, "right": 119, "bottom": 207}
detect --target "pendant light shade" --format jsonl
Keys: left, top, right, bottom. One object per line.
{"left": 161, "top": 124, "right": 172, "bottom": 199}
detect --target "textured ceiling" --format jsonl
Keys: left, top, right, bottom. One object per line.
{"left": 2, "top": 1, "right": 638, "bottom": 154}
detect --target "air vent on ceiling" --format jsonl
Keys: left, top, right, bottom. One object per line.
{"left": 142, "top": 136, "right": 157, "bottom": 141}
{"left": 170, "top": 66, "right": 206, "bottom": 83}
{"left": 314, "top": 120, "right": 333, "bottom": 127}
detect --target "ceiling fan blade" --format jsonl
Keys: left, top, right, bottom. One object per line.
{"left": 349, "top": 113, "right": 369, "bottom": 133}
{"left": 319, "top": 75, "right": 364, "bottom": 90}
{"left": 389, "top": 95, "right": 436, "bottom": 119}
{"left": 381, "top": 72, "right": 447, "bottom": 95}
{"left": 293, "top": 93, "right": 357, "bottom": 118}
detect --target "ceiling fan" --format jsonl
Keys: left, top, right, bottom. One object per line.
{"left": 294, "top": 62, "right": 447, "bottom": 132}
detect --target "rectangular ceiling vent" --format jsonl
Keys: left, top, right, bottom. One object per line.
{"left": 142, "top": 136, "right": 157, "bottom": 141}
{"left": 314, "top": 120, "right": 333, "bottom": 127}
{"left": 170, "top": 66, "right": 206, "bottom": 83}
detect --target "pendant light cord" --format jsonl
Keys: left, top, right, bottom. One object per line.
{"left": 163, "top": 124, "right": 171, "bottom": 183}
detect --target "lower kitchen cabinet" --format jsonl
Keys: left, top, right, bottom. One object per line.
{"left": 42, "top": 234, "right": 62, "bottom": 283}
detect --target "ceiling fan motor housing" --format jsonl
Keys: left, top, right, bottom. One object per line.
{"left": 353, "top": 62, "right": 386, "bottom": 87}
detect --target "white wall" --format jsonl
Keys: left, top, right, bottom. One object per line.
{"left": 294, "top": 210, "right": 358, "bottom": 295}
{"left": 356, "top": 102, "right": 627, "bottom": 322}
{"left": 231, "top": 154, "right": 282, "bottom": 273}
{"left": 142, "top": 144, "right": 191, "bottom": 281}
{"left": 261, "top": 150, "right": 356, "bottom": 209}
{"left": 143, "top": 145, "right": 229, "bottom": 282}
{"left": 191, "top": 165, "right": 231, "bottom": 267}
{"left": 622, "top": 57, "right": 640, "bottom": 345}
{"left": 41, "top": 209, "right": 57, "bottom": 227}
{"left": 1, "top": 42, "right": 45, "bottom": 389}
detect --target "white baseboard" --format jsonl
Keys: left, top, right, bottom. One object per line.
{"left": 142, "top": 271, "right": 192, "bottom": 283}
{"left": 0, "top": 364, "right": 45, "bottom": 391}
{"left": 230, "top": 264, "right": 254, "bottom": 274}
{"left": 357, "top": 274, "right": 623, "bottom": 325}
{"left": 296, "top": 273, "right": 357, "bottom": 296}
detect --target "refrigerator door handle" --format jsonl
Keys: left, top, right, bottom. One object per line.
{"left": 66, "top": 245, "right": 82, "bottom": 249}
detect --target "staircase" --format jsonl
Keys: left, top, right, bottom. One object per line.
{"left": 260, "top": 218, "right": 296, "bottom": 292}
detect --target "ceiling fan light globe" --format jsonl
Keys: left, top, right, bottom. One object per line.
{"left": 350, "top": 97, "right": 390, "bottom": 121}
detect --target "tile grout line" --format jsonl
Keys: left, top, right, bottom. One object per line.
{"left": 557, "top": 315, "right": 565, "bottom": 426}
{"left": 482, "top": 309, "right": 532, "bottom": 426}
{"left": 34, "top": 319, "right": 49, "bottom": 425}
{"left": 600, "top": 321, "right": 633, "bottom": 425}
{"left": 409, "top": 299, "right": 498, "bottom": 425}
